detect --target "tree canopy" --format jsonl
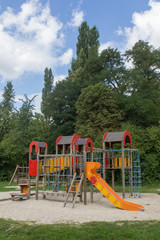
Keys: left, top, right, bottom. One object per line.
{"left": 0, "top": 22, "right": 160, "bottom": 183}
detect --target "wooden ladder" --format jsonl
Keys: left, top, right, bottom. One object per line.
{"left": 64, "top": 172, "right": 84, "bottom": 208}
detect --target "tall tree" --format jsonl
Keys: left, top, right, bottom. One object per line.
{"left": 50, "top": 77, "right": 81, "bottom": 137}
{"left": 88, "top": 25, "right": 99, "bottom": 49}
{"left": 75, "top": 82, "right": 123, "bottom": 140}
{"left": 0, "top": 81, "right": 15, "bottom": 140}
{"left": 124, "top": 40, "right": 160, "bottom": 126}
{"left": 41, "top": 68, "right": 54, "bottom": 122}
{"left": 100, "top": 48, "right": 128, "bottom": 93}
{"left": 76, "top": 21, "right": 90, "bottom": 58}
{"left": 0, "top": 95, "right": 41, "bottom": 180}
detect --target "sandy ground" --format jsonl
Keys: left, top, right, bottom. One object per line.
{"left": 0, "top": 191, "right": 160, "bottom": 224}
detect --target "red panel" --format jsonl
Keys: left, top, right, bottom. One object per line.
{"left": 29, "top": 141, "right": 39, "bottom": 153}
{"left": 85, "top": 138, "right": 93, "bottom": 152}
{"left": 29, "top": 159, "right": 37, "bottom": 176}
{"left": 72, "top": 134, "right": 81, "bottom": 149}
{"left": 103, "top": 132, "right": 108, "bottom": 143}
{"left": 43, "top": 142, "right": 48, "bottom": 149}
{"left": 123, "top": 130, "right": 132, "bottom": 148}
{"left": 56, "top": 136, "right": 62, "bottom": 145}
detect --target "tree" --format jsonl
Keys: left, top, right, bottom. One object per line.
{"left": 72, "top": 22, "right": 100, "bottom": 72}
{"left": 0, "top": 81, "right": 15, "bottom": 140}
{"left": 75, "top": 82, "right": 123, "bottom": 140}
{"left": 50, "top": 77, "right": 81, "bottom": 137}
{"left": 76, "top": 21, "right": 90, "bottom": 58}
{"left": 100, "top": 48, "right": 128, "bottom": 93}
{"left": 41, "top": 68, "right": 54, "bottom": 122}
{"left": 0, "top": 95, "right": 42, "bottom": 180}
{"left": 124, "top": 40, "right": 160, "bottom": 126}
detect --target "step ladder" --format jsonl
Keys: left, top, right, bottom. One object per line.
{"left": 64, "top": 172, "right": 84, "bottom": 208}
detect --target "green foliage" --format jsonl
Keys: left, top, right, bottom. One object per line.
{"left": 124, "top": 40, "right": 160, "bottom": 126}
{"left": 0, "top": 95, "right": 43, "bottom": 180}
{"left": 0, "top": 81, "right": 15, "bottom": 140}
{"left": 100, "top": 48, "right": 128, "bottom": 93}
{"left": 0, "top": 219, "right": 160, "bottom": 240}
{"left": 41, "top": 67, "right": 54, "bottom": 122}
{"left": 121, "top": 122, "right": 160, "bottom": 183}
{"left": 50, "top": 78, "right": 81, "bottom": 136}
{"left": 75, "top": 82, "right": 123, "bottom": 140}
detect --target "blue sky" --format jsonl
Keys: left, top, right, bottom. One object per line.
{"left": 0, "top": 0, "right": 159, "bottom": 112}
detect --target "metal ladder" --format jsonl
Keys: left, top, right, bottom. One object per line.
{"left": 64, "top": 172, "right": 84, "bottom": 208}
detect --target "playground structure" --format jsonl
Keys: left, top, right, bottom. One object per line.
{"left": 27, "top": 131, "right": 144, "bottom": 211}
{"left": 9, "top": 165, "right": 29, "bottom": 186}
{"left": 102, "top": 131, "right": 142, "bottom": 199}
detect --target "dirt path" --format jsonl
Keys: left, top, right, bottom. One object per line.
{"left": 0, "top": 192, "right": 159, "bottom": 224}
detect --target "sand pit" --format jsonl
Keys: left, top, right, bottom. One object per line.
{"left": 0, "top": 191, "right": 160, "bottom": 224}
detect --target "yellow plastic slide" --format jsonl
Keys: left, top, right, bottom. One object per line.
{"left": 86, "top": 162, "right": 145, "bottom": 211}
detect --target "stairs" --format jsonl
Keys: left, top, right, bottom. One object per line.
{"left": 64, "top": 173, "right": 84, "bottom": 208}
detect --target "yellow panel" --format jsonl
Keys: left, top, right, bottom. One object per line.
{"left": 61, "top": 157, "right": 63, "bottom": 170}
{"left": 128, "top": 158, "right": 131, "bottom": 167}
{"left": 67, "top": 156, "right": 70, "bottom": 166}
{"left": 124, "top": 158, "right": 127, "bottom": 167}
{"left": 39, "top": 161, "right": 42, "bottom": 174}
{"left": 50, "top": 158, "right": 53, "bottom": 173}
{"left": 46, "top": 159, "right": 49, "bottom": 174}
{"left": 119, "top": 158, "right": 122, "bottom": 167}
{"left": 114, "top": 158, "right": 118, "bottom": 167}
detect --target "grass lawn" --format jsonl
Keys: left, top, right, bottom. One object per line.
{"left": 0, "top": 219, "right": 160, "bottom": 240}
{"left": 0, "top": 182, "right": 18, "bottom": 192}
{"left": 0, "top": 181, "right": 160, "bottom": 194}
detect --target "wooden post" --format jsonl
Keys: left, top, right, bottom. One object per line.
{"left": 63, "top": 145, "right": 65, "bottom": 155}
{"left": 83, "top": 146, "right": 87, "bottom": 205}
{"left": 121, "top": 143, "right": 125, "bottom": 199}
{"left": 70, "top": 144, "right": 72, "bottom": 177}
{"left": 90, "top": 151, "right": 93, "bottom": 203}
{"left": 112, "top": 150, "right": 115, "bottom": 190}
{"left": 130, "top": 149, "right": 133, "bottom": 196}
{"left": 78, "top": 148, "right": 83, "bottom": 202}
{"left": 35, "top": 151, "right": 40, "bottom": 200}
{"left": 73, "top": 145, "right": 76, "bottom": 176}
{"left": 56, "top": 144, "right": 58, "bottom": 155}
{"left": 103, "top": 142, "right": 106, "bottom": 180}
{"left": 8, "top": 165, "right": 19, "bottom": 186}
{"left": 43, "top": 147, "right": 47, "bottom": 199}
{"left": 28, "top": 152, "right": 31, "bottom": 198}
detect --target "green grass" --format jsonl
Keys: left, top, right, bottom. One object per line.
{"left": 111, "top": 183, "right": 160, "bottom": 195}
{"left": 0, "top": 181, "right": 160, "bottom": 195}
{"left": 142, "top": 184, "right": 160, "bottom": 194}
{"left": 0, "top": 219, "right": 160, "bottom": 240}
{"left": 0, "top": 182, "right": 18, "bottom": 192}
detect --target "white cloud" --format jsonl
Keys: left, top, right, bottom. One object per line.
{"left": 54, "top": 75, "right": 66, "bottom": 83}
{"left": 120, "top": 0, "right": 160, "bottom": 49}
{"left": 99, "top": 42, "right": 114, "bottom": 53}
{"left": 58, "top": 48, "right": 73, "bottom": 65}
{"left": 15, "top": 92, "right": 42, "bottom": 113}
{"left": 68, "top": 10, "right": 84, "bottom": 27}
{"left": 33, "top": 92, "right": 42, "bottom": 113}
{"left": 0, "top": 91, "right": 3, "bottom": 100}
{"left": 0, "top": 0, "right": 73, "bottom": 80}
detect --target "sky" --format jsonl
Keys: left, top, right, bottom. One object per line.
{"left": 0, "top": 0, "right": 160, "bottom": 112}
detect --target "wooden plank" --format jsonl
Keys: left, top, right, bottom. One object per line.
{"left": 8, "top": 165, "right": 19, "bottom": 186}
{"left": 121, "top": 143, "right": 125, "bottom": 199}
{"left": 90, "top": 152, "right": 93, "bottom": 203}
{"left": 35, "top": 153, "right": 40, "bottom": 200}
{"left": 83, "top": 147, "right": 87, "bottom": 205}
{"left": 72, "top": 173, "right": 84, "bottom": 208}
